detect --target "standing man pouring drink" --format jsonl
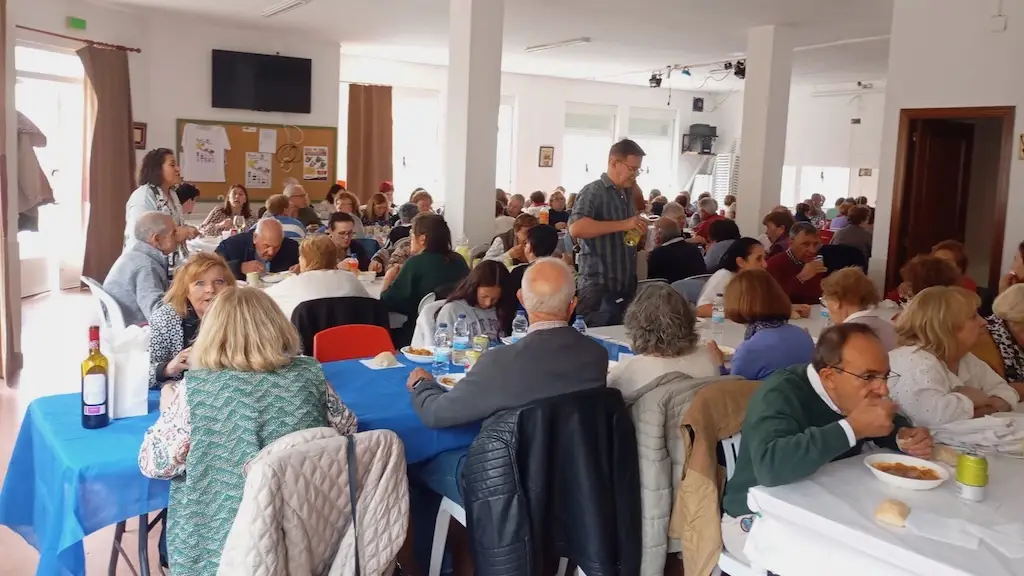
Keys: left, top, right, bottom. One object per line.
{"left": 568, "top": 139, "right": 649, "bottom": 327}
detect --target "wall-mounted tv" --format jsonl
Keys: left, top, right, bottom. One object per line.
{"left": 212, "top": 49, "right": 312, "bottom": 114}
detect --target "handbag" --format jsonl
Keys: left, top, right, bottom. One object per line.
{"left": 104, "top": 324, "right": 151, "bottom": 419}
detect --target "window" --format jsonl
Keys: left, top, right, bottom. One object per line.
{"left": 711, "top": 154, "right": 740, "bottom": 206}
{"left": 561, "top": 103, "right": 616, "bottom": 195}
{"left": 495, "top": 96, "right": 515, "bottom": 193}
{"left": 799, "top": 166, "right": 851, "bottom": 208}
{"left": 392, "top": 88, "right": 442, "bottom": 202}
{"left": 626, "top": 107, "right": 676, "bottom": 196}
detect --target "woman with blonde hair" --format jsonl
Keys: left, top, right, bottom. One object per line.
{"left": 547, "top": 189, "right": 570, "bottom": 230}
{"left": 139, "top": 287, "right": 357, "bottom": 576}
{"left": 265, "top": 235, "right": 369, "bottom": 320}
{"left": 147, "top": 253, "right": 236, "bottom": 388}
{"left": 889, "top": 286, "right": 1019, "bottom": 427}
{"left": 707, "top": 269, "right": 815, "bottom": 380}
{"left": 821, "top": 267, "right": 898, "bottom": 350}
{"left": 362, "top": 192, "right": 393, "bottom": 228}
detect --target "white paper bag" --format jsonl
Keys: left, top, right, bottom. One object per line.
{"left": 105, "top": 325, "right": 151, "bottom": 419}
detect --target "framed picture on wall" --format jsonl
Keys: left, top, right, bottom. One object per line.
{"left": 538, "top": 146, "right": 554, "bottom": 168}
{"left": 133, "top": 122, "right": 148, "bottom": 150}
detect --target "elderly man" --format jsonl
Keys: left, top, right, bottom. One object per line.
{"left": 660, "top": 201, "right": 688, "bottom": 230}
{"left": 216, "top": 218, "right": 300, "bottom": 280}
{"left": 721, "top": 324, "right": 933, "bottom": 564}
{"left": 103, "top": 212, "right": 177, "bottom": 325}
{"left": 647, "top": 218, "right": 706, "bottom": 284}
{"left": 283, "top": 183, "right": 321, "bottom": 229}
{"left": 505, "top": 193, "right": 525, "bottom": 218}
{"left": 766, "top": 221, "right": 828, "bottom": 304}
{"left": 569, "top": 139, "right": 649, "bottom": 327}
{"left": 263, "top": 194, "right": 306, "bottom": 240}
{"left": 690, "top": 196, "right": 724, "bottom": 243}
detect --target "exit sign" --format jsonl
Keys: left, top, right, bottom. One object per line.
{"left": 66, "top": 17, "right": 87, "bottom": 31}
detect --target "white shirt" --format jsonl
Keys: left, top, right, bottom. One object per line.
{"left": 264, "top": 269, "right": 370, "bottom": 320}
{"left": 888, "top": 346, "right": 1020, "bottom": 428}
{"left": 697, "top": 269, "right": 734, "bottom": 308}
{"left": 806, "top": 365, "right": 857, "bottom": 447}
{"left": 181, "top": 123, "right": 231, "bottom": 182}
{"left": 608, "top": 350, "right": 720, "bottom": 404}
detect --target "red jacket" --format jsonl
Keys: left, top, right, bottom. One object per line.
{"left": 766, "top": 252, "right": 825, "bottom": 305}
{"left": 693, "top": 214, "right": 725, "bottom": 239}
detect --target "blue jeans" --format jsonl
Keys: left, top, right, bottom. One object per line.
{"left": 408, "top": 449, "right": 467, "bottom": 575}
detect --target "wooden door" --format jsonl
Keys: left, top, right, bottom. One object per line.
{"left": 894, "top": 119, "right": 974, "bottom": 270}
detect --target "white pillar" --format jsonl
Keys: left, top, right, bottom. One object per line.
{"left": 735, "top": 25, "right": 793, "bottom": 237}
{"left": 443, "top": 0, "right": 504, "bottom": 246}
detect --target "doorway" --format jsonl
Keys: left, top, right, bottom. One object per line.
{"left": 886, "top": 106, "right": 1015, "bottom": 291}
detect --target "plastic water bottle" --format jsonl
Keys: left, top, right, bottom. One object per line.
{"left": 511, "top": 311, "right": 529, "bottom": 343}
{"left": 573, "top": 315, "right": 587, "bottom": 334}
{"left": 820, "top": 304, "right": 832, "bottom": 327}
{"left": 711, "top": 294, "right": 726, "bottom": 340}
{"left": 432, "top": 323, "right": 451, "bottom": 377}
{"left": 452, "top": 314, "right": 471, "bottom": 366}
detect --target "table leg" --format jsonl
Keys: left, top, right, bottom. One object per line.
{"left": 109, "top": 521, "right": 127, "bottom": 576}
{"left": 137, "top": 513, "right": 150, "bottom": 576}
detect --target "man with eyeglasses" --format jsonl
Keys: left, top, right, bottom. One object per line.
{"left": 719, "top": 323, "right": 933, "bottom": 566}
{"left": 326, "top": 212, "right": 371, "bottom": 271}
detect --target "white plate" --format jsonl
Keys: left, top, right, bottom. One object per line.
{"left": 400, "top": 346, "right": 434, "bottom": 364}
{"left": 262, "top": 272, "right": 294, "bottom": 284}
{"left": 863, "top": 453, "right": 949, "bottom": 491}
{"left": 437, "top": 373, "right": 465, "bottom": 390}
{"left": 501, "top": 336, "right": 515, "bottom": 346}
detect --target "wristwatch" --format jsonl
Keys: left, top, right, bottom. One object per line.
{"left": 412, "top": 377, "right": 429, "bottom": 390}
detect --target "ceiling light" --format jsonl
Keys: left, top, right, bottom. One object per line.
{"left": 734, "top": 60, "right": 746, "bottom": 80}
{"left": 524, "top": 37, "right": 591, "bottom": 54}
{"left": 681, "top": 67, "right": 691, "bottom": 77}
{"left": 261, "top": 0, "right": 310, "bottom": 17}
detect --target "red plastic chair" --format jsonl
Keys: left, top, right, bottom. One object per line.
{"left": 818, "top": 229, "right": 835, "bottom": 244}
{"left": 313, "top": 324, "right": 395, "bottom": 363}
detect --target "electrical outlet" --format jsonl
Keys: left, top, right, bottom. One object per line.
{"left": 991, "top": 15, "right": 1008, "bottom": 33}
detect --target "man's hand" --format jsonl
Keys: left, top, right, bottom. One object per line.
{"left": 619, "top": 215, "right": 647, "bottom": 235}
{"left": 954, "top": 386, "right": 991, "bottom": 408}
{"left": 163, "top": 347, "right": 191, "bottom": 378}
{"left": 406, "top": 367, "right": 433, "bottom": 391}
{"left": 797, "top": 259, "right": 827, "bottom": 282}
{"left": 555, "top": 222, "right": 567, "bottom": 231}
{"left": 846, "top": 396, "right": 897, "bottom": 439}
{"left": 791, "top": 304, "right": 812, "bottom": 318}
{"left": 182, "top": 225, "right": 200, "bottom": 240}
{"left": 896, "top": 427, "right": 934, "bottom": 459}
{"left": 240, "top": 260, "right": 263, "bottom": 275}
{"left": 369, "top": 260, "right": 384, "bottom": 274}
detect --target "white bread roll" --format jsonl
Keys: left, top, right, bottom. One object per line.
{"left": 875, "top": 499, "right": 910, "bottom": 528}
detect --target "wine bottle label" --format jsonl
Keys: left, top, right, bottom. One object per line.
{"left": 83, "top": 373, "right": 107, "bottom": 405}
{"left": 84, "top": 405, "right": 106, "bottom": 416}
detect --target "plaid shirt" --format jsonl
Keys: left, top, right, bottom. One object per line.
{"left": 569, "top": 174, "right": 637, "bottom": 294}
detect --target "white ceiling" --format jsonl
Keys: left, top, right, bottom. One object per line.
{"left": 102, "top": 0, "right": 893, "bottom": 90}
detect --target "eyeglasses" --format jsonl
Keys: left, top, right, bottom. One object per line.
{"left": 618, "top": 160, "right": 643, "bottom": 175}
{"left": 828, "top": 365, "right": 900, "bottom": 384}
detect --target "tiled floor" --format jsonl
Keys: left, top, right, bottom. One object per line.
{"left": 0, "top": 290, "right": 164, "bottom": 575}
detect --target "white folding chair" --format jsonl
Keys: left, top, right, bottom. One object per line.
{"left": 672, "top": 273, "right": 713, "bottom": 305}
{"left": 418, "top": 292, "right": 437, "bottom": 314}
{"left": 714, "top": 433, "right": 768, "bottom": 576}
{"left": 80, "top": 276, "right": 127, "bottom": 336}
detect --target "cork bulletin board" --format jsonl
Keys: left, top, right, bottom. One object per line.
{"left": 175, "top": 118, "right": 338, "bottom": 202}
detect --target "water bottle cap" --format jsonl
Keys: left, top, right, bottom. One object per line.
{"left": 438, "top": 323, "right": 448, "bottom": 328}
{"left": 457, "top": 314, "right": 466, "bottom": 318}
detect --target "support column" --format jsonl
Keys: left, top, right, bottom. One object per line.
{"left": 735, "top": 25, "right": 793, "bottom": 237}
{"left": 443, "top": 0, "right": 504, "bottom": 246}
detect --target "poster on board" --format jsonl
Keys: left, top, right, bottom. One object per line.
{"left": 303, "top": 146, "right": 329, "bottom": 181}
{"left": 245, "top": 152, "right": 272, "bottom": 189}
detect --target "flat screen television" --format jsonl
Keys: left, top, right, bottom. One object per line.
{"left": 212, "top": 49, "right": 312, "bottom": 114}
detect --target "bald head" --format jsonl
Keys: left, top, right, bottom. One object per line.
{"left": 519, "top": 257, "right": 577, "bottom": 322}
{"left": 134, "top": 211, "right": 177, "bottom": 255}
{"left": 254, "top": 219, "right": 285, "bottom": 261}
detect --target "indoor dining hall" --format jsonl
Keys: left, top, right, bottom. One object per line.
{"left": 3, "top": 1, "right": 1024, "bottom": 576}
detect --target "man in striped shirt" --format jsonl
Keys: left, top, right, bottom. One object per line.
{"left": 568, "top": 139, "right": 648, "bottom": 326}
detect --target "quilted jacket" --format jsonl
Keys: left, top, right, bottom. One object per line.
{"left": 462, "top": 386, "right": 641, "bottom": 576}
{"left": 218, "top": 428, "right": 409, "bottom": 576}
{"left": 628, "top": 374, "right": 741, "bottom": 576}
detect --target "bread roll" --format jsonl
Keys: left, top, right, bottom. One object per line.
{"left": 932, "top": 444, "right": 960, "bottom": 466}
{"left": 875, "top": 499, "right": 910, "bottom": 528}
{"left": 373, "top": 351, "right": 399, "bottom": 368}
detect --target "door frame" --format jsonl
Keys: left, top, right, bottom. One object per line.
{"left": 887, "top": 106, "right": 1016, "bottom": 290}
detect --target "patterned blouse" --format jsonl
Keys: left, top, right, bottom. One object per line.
{"left": 138, "top": 361, "right": 357, "bottom": 479}
{"left": 198, "top": 205, "right": 257, "bottom": 237}
{"left": 986, "top": 314, "right": 1024, "bottom": 382}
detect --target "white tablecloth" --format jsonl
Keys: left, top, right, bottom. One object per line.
{"left": 746, "top": 453, "right": 1024, "bottom": 576}
{"left": 186, "top": 236, "right": 223, "bottom": 254}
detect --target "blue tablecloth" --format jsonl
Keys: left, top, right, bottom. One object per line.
{"left": 0, "top": 392, "right": 168, "bottom": 576}
{"left": 322, "top": 359, "right": 480, "bottom": 463}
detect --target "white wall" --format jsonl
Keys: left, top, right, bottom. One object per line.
{"left": 874, "top": 0, "right": 1024, "bottom": 282}
{"left": 337, "top": 54, "right": 741, "bottom": 198}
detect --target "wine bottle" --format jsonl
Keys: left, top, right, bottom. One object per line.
{"left": 81, "top": 325, "right": 110, "bottom": 429}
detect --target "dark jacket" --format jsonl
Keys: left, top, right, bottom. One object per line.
{"left": 290, "top": 296, "right": 390, "bottom": 355}
{"left": 647, "top": 238, "right": 707, "bottom": 284}
{"left": 215, "top": 231, "right": 300, "bottom": 280}
{"left": 461, "top": 387, "right": 641, "bottom": 576}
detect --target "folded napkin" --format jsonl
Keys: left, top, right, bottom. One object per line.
{"left": 905, "top": 510, "right": 980, "bottom": 549}
{"left": 358, "top": 359, "right": 405, "bottom": 370}
{"left": 930, "top": 415, "right": 1024, "bottom": 456}
{"left": 968, "top": 523, "right": 1024, "bottom": 559}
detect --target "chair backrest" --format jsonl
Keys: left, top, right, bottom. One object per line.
{"left": 721, "top": 433, "right": 743, "bottom": 481}
{"left": 314, "top": 324, "right": 395, "bottom": 363}
{"left": 352, "top": 238, "right": 381, "bottom": 258}
{"left": 470, "top": 244, "right": 490, "bottom": 261}
{"left": 81, "top": 276, "right": 127, "bottom": 335}
{"left": 411, "top": 299, "right": 446, "bottom": 349}
{"left": 818, "top": 243, "right": 867, "bottom": 273}
{"left": 291, "top": 297, "right": 390, "bottom": 355}
{"left": 418, "top": 292, "right": 437, "bottom": 314}
{"left": 671, "top": 274, "right": 713, "bottom": 304}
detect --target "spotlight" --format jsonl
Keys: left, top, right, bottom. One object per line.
{"left": 734, "top": 60, "right": 746, "bottom": 80}
{"left": 681, "top": 67, "right": 691, "bottom": 77}
{"left": 649, "top": 72, "right": 662, "bottom": 88}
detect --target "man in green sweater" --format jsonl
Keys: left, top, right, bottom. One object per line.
{"left": 721, "top": 323, "right": 934, "bottom": 564}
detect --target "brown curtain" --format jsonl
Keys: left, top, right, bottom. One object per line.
{"left": 78, "top": 45, "right": 136, "bottom": 283}
{"left": 0, "top": 0, "right": 17, "bottom": 382}
{"left": 346, "top": 84, "right": 393, "bottom": 204}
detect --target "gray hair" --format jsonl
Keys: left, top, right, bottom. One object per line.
{"left": 521, "top": 257, "right": 575, "bottom": 316}
{"left": 790, "top": 221, "right": 818, "bottom": 239}
{"left": 624, "top": 283, "right": 699, "bottom": 356}
{"left": 283, "top": 183, "right": 306, "bottom": 198}
{"left": 698, "top": 196, "right": 718, "bottom": 215}
{"left": 657, "top": 218, "right": 681, "bottom": 242}
{"left": 811, "top": 323, "right": 879, "bottom": 372}
{"left": 661, "top": 201, "right": 685, "bottom": 221}
{"left": 398, "top": 202, "right": 419, "bottom": 223}
{"left": 133, "top": 211, "right": 175, "bottom": 242}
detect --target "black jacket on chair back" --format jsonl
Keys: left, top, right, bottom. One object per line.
{"left": 461, "top": 387, "right": 641, "bottom": 576}
{"left": 290, "top": 296, "right": 390, "bottom": 354}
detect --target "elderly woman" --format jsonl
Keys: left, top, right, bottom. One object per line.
{"left": 889, "top": 286, "right": 1020, "bottom": 427}
{"left": 707, "top": 269, "right": 815, "bottom": 380}
{"left": 485, "top": 213, "right": 539, "bottom": 265}
{"left": 821, "top": 267, "right": 898, "bottom": 350}
{"left": 148, "top": 253, "right": 236, "bottom": 388}
{"left": 931, "top": 239, "right": 978, "bottom": 292}
{"left": 199, "top": 184, "right": 257, "bottom": 236}
{"left": 265, "top": 235, "right": 369, "bottom": 320}
{"left": 334, "top": 190, "right": 366, "bottom": 237}
{"left": 830, "top": 205, "right": 873, "bottom": 260}
{"left": 139, "top": 287, "right": 358, "bottom": 576}
{"left": 609, "top": 283, "right": 720, "bottom": 402}
{"left": 548, "top": 190, "right": 570, "bottom": 230}
{"left": 889, "top": 254, "right": 961, "bottom": 303}
{"left": 829, "top": 202, "right": 854, "bottom": 230}
{"left": 972, "top": 284, "right": 1024, "bottom": 398}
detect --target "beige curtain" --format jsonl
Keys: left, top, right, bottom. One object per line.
{"left": 0, "top": 0, "right": 17, "bottom": 382}
{"left": 346, "top": 84, "right": 393, "bottom": 204}
{"left": 78, "top": 45, "right": 135, "bottom": 283}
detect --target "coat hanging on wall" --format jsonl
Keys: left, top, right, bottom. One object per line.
{"left": 16, "top": 111, "right": 54, "bottom": 231}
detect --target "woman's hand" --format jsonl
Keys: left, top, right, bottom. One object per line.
{"left": 381, "top": 264, "right": 401, "bottom": 290}
{"left": 999, "top": 272, "right": 1018, "bottom": 294}
{"left": 164, "top": 347, "right": 191, "bottom": 378}
{"left": 218, "top": 218, "right": 233, "bottom": 231}
{"left": 368, "top": 260, "right": 384, "bottom": 274}
{"left": 183, "top": 225, "right": 200, "bottom": 240}
{"left": 791, "top": 304, "right": 811, "bottom": 318}
{"left": 955, "top": 386, "right": 991, "bottom": 408}
{"left": 706, "top": 340, "right": 726, "bottom": 367}
{"left": 986, "top": 396, "right": 1012, "bottom": 413}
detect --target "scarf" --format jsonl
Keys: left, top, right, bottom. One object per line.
{"left": 986, "top": 315, "right": 1024, "bottom": 381}
{"left": 744, "top": 319, "right": 787, "bottom": 341}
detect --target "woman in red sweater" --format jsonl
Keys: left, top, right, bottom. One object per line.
{"left": 765, "top": 222, "right": 828, "bottom": 305}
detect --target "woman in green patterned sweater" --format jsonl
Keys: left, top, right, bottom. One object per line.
{"left": 139, "top": 287, "right": 357, "bottom": 576}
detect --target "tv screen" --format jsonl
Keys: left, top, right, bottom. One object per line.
{"left": 212, "top": 49, "right": 312, "bottom": 114}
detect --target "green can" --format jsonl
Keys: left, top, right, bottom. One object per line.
{"left": 473, "top": 335, "right": 489, "bottom": 353}
{"left": 956, "top": 452, "right": 988, "bottom": 502}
